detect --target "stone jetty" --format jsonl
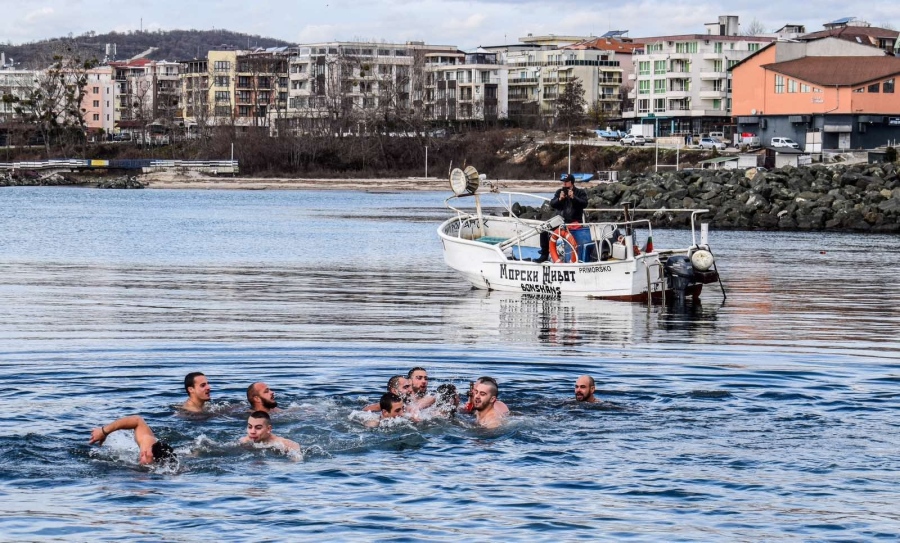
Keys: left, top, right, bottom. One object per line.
{"left": 513, "top": 162, "right": 900, "bottom": 233}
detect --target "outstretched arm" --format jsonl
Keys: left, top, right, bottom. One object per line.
{"left": 89, "top": 415, "right": 158, "bottom": 461}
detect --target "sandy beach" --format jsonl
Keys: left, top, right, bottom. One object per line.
{"left": 140, "top": 170, "right": 564, "bottom": 193}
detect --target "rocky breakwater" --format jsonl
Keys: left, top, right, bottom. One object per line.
{"left": 512, "top": 162, "right": 900, "bottom": 232}
{"left": 0, "top": 171, "right": 83, "bottom": 187}
{"left": 0, "top": 171, "right": 145, "bottom": 189}
{"left": 96, "top": 175, "right": 145, "bottom": 189}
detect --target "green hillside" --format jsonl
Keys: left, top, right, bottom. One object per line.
{"left": 1, "top": 29, "right": 294, "bottom": 67}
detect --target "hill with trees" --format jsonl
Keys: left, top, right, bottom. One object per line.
{"left": 1, "top": 29, "right": 294, "bottom": 67}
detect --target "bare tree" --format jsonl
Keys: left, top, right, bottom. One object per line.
{"left": 743, "top": 18, "right": 767, "bottom": 36}
{"left": 2, "top": 43, "right": 97, "bottom": 156}
{"left": 555, "top": 77, "right": 586, "bottom": 133}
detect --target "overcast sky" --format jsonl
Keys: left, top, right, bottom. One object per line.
{"left": 2, "top": 0, "right": 898, "bottom": 50}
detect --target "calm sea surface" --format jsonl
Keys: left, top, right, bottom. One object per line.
{"left": 0, "top": 187, "right": 898, "bottom": 541}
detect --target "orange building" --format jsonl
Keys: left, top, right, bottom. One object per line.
{"left": 731, "top": 39, "right": 900, "bottom": 150}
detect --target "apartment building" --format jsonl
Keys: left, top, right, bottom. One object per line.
{"left": 731, "top": 37, "right": 899, "bottom": 150}
{"left": 424, "top": 49, "right": 508, "bottom": 122}
{"left": 111, "top": 59, "right": 181, "bottom": 136}
{"left": 179, "top": 48, "right": 289, "bottom": 132}
{"left": 625, "top": 16, "right": 775, "bottom": 137}
{"left": 82, "top": 65, "right": 116, "bottom": 139}
{"left": 0, "top": 69, "right": 39, "bottom": 123}
{"left": 801, "top": 17, "right": 900, "bottom": 54}
{"left": 283, "top": 41, "right": 458, "bottom": 134}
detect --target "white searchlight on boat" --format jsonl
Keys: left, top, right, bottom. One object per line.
{"left": 691, "top": 249, "right": 714, "bottom": 271}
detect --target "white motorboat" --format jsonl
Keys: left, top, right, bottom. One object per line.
{"left": 437, "top": 167, "right": 723, "bottom": 303}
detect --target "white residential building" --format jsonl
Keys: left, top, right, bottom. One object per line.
{"left": 424, "top": 49, "right": 508, "bottom": 122}
{"left": 625, "top": 15, "right": 775, "bottom": 137}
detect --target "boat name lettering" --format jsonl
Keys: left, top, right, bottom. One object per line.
{"left": 499, "top": 264, "right": 576, "bottom": 284}
{"left": 542, "top": 266, "right": 576, "bottom": 284}
{"left": 499, "top": 265, "right": 540, "bottom": 283}
{"left": 579, "top": 265, "right": 612, "bottom": 273}
{"left": 520, "top": 283, "right": 562, "bottom": 297}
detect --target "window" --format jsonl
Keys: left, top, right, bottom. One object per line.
{"left": 748, "top": 43, "right": 761, "bottom": 52}
{"left": 639, "top": 61, "right": 650, "bottom": 75}
{"left": 675, "top": 42, "right": 698, "bottom": 54}
{"left": 714, "top": 42, "right": 723, "bottom": 53}
{"left": 237, "top": 90, "right": 252, "bottom": 103}
{"left": 775, "top": 74, "right": 784, "bottom": 94}
{"left": 654, "top": 98, "right": 665, "bottom": 112}
{"left": 801, "top": 84, "right": 810, "bottom": 93}
{"left": 868, "top": 82, "right": 880, "bottom": 93}
{"left": 238, "top": 105, "right": 251, "bottom": 116}
{"left": 215, "top": 91, "right": 231, "bottom": 103}
{"left": 654, "top": 79, "right": 666, "bottom": 94}
{"left": 92, "top": 114, "right": 99, "bottom": 121}
{"left": 93, "top": 100, "right": 100, "bottom": 107}
{"left": 638, "top": 80, "right": 650, "bottom": 94}
{"left": 885, "top": 79, "right": 895, "bottom": 93}
{"left": 214, "top": 76, "right": 230, "bottom": 87}
{"left": 727, "top": 59, "right": 739, "bottom": 69}
{"left": 853, "top": 87, "right": 865, "bottom": 93}
{"left": 637, "top": 98, "right": 650, "bottom": 113}
{"left": 654, "top": 60, "right": 666, "bottom": 75}
{"left": 788, "top": 79, "right": 797, "bottom": 93}
{"left": 713, "top": 60, "right": 723, "bottom": 72}
{"left": 712, "top": 99, "right": 722, "bottom": 110}
{"left": 213, "top": 61, "right": 231, "bottom": 72}
{"left": 93, "top": 86, "right": 100, "bottom": 94}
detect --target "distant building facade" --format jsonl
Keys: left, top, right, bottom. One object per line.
{"left": 625, "top": 16, "right": 775, "bottom": 137}
{"left": 731, "top": 37, "right": 900, "bottom": 150}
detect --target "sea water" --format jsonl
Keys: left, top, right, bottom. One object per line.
{"left": 0, "top": 187, "right": 898, "bottom": 541}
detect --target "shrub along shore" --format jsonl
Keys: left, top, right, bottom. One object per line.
{"left": 3, "top": 162, "right": 900, "bottom": 232}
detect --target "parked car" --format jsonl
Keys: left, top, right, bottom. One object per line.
{"left": 771, "top": 137, "right": 800, "bottom": 149}
{"left": 698, "top": 137, "right": 727, "bottom": 150}
{"left": 619, "top": 135, "right": 646, "bottom": 146}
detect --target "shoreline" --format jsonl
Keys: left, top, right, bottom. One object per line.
{"left": 141, "top": 173, "right": 564, "bottom": 192}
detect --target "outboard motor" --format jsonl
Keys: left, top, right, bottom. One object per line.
{"left": 664, "top": 255, "right": 695, "bottom": 302}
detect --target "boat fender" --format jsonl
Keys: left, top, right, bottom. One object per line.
{"left": 691, "top": 250, "right": 714, "bottom": 271}
{"left": 549, "top": 227, "right": 577, "bottom": 263}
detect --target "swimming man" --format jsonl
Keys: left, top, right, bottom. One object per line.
{"left": 88, "top": 415, "right": 176, "bottom": 465}
{"left": 181, "top": 372, "right": 211, "bottom": 413}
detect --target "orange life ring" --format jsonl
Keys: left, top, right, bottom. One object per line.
{"left": 549, "top": 227, "right": 578, "bottom": 263}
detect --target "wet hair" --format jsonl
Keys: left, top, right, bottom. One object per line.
{"left": 476, "top": 376, "right": 499, "bottom": 397}
{"left": 184, "top": 372, "right": 205, "bottom": 393}
{"left": 151, "top": 441, "right": 176, "bottom": 462}
{"left": 380, "top": 392, "right": 402, "bottom": 412}
{"left": 249, "top": 410, "right": 271, "bottom": 424}
{"left": 387, "top": 375, "right": 404, "bottom": 392}
{"left": 407, "top": 367, "right": 426, "bottom": 379}
{"left": 436, "top": 383, "right": 458, "bottom": 403}
{"left": 246, "top": 383, "right": 259, "bottom": 405}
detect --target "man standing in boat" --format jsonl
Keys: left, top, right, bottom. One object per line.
{"left": 538, "top": 174, "right": 589, "bottom": 262}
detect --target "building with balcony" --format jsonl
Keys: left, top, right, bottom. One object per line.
{"left": 424, "top": 49, "right": 508, "bottom": 122}
{"left": 503, "top": 45, "right": 624, "bottom": 124}
{"left": 282, "top": 41, "right": 457, "bottom": 134}
{"left": 111, "top": 59, "right": 182, "bottom": 137}
{"left": 624, "top": 15, "right": 775, "bottom": 138}
{"left": 731, "top": 37, "right": 900, "bottom": 150}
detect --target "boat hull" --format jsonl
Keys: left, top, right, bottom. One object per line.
{"left": 439, "top": 216, "right": 697, "bottom": 301}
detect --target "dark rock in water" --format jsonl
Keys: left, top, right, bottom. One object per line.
{"left": 97, "top": 176, "right": 145, "bottom": 189}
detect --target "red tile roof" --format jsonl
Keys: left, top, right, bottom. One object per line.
{"left": 564, "top": 38, "right": 642, "bottom": 54}
{"left": 801, "top": 26, "right": 899, "bottom": 44}
{"left": 762, "top": 56, "right": 900, "bottom": 86}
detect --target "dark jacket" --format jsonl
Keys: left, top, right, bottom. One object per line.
{"left": 550, "top": 186, "right": 589, "bottom": 223}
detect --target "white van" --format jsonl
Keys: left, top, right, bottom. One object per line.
{"left": 708, "top": 131, "right": 725, "bottom": 140}
{"left": 771, "top": 137, "right": 800, "bottom": 149}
